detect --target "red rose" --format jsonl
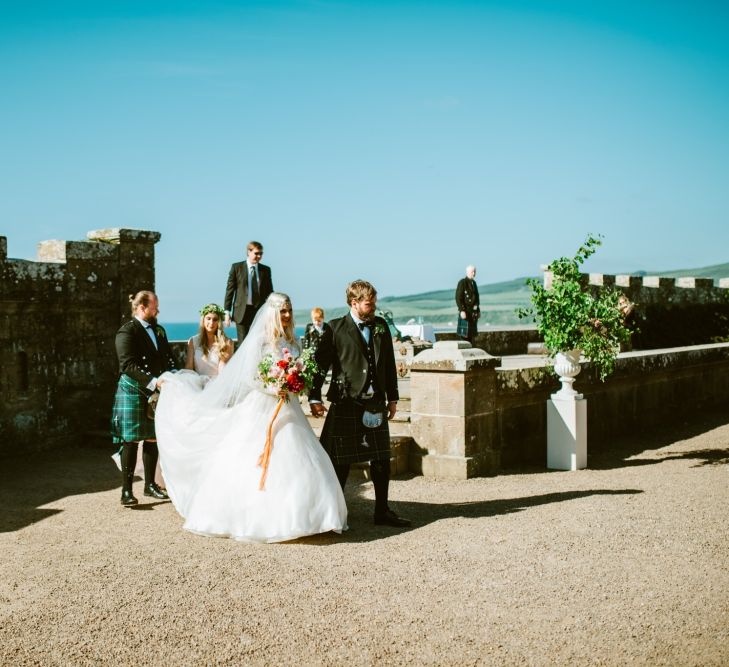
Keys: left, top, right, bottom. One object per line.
{"left": 277, "top": 359, "right": 289, "bottom": 370}
{"left": 286, "top": 372, "right": 304, "bottom": 393}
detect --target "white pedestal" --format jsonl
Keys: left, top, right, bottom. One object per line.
{"left": 547, "top": 394, "right": 587, "bottom": 470}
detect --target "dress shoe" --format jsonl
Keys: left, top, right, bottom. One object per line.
{"left": 144, "top": 483, "right": 169, "bottom": 500}
{"left": 120, "top": 490, "right": 138, "bottom": 506}
{"left": 374, "top": 509, "right": 411, "bottom": 527}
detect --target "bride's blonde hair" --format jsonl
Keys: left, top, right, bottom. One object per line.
{"left": 264, "top": 293, "right": 296, "bottom": 344}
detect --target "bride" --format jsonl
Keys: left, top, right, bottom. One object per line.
{"left": 155, "top": 293, "right": 347, "bottom": 543}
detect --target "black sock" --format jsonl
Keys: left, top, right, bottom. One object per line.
{"left": 370, "top": 459, "right": 390, "bottom": 516}
{"left": 142, "top": 441, "right": 159, "bottom": 487}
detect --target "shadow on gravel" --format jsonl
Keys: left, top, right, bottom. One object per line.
{"left": 0, "top": 444, "right": 120, "bottom": 533}
{"left": 294, "top": 488, "right": 643, "bottom": 545}
{"left": 587, "top": 408, "right": 729, "bottom": 471}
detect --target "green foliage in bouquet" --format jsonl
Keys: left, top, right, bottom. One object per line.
{"left": 517, "top": 234, "right": 632, "bottom": 381}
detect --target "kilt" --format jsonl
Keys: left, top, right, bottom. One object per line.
{"left": 111, "top": 374, "right": 155, "bottom": 444}
{"left": 319, "top": 400, "right": 391, "bottom": 465}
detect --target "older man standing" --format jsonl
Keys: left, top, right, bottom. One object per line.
{"left": 456, "top": 264, "right": 480, "bottom": 345}
{"left": 223, "top": 241, "right": 274, "bottom": 344}
{"left": 111, "top": 291, "right": 178, "bottom": 506}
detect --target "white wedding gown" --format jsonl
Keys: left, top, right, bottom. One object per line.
{"left": 155, "top": 337, "right": 347, "bottom": 543}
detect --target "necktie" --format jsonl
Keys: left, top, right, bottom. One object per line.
{"left": 250, "top": 265, "right": 260, "bottom": 306}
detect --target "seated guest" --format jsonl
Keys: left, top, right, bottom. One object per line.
{"left": 303, "top": 307, "right": 329, "bottom": 351}
{"left": 186, "top": 303, "right": 234, "bottom": 378}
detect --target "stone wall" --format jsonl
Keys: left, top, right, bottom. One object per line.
{"left": 437, "top": 272, "right": 729, "bottom": 355}
{"left": 409, "top": 341, "right": 729, "bottom": 478}
{"left": 563, "top": 272, "right": 729, "bottom": 349}
{"left": 0, "top": 229, "right": 160, "bottom": 456}
{"left": 437, "top": 326, "right": 541, "bottom": 356}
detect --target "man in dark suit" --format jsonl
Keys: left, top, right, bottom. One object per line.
{"left": 111, "top": 291, "right": 178, "bottom": 506}
{"left": 310, "top": 280, "right": 410, "bottom": 527}
{"left": 456, "top": 264, "right": 481, "bottom": 345}
{"left": 223, "top": 241, "right": 274, "bottom": 344}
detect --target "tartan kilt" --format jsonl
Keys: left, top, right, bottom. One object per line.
{"left": 456, "top": 316, "right": 475, "bottom": 339}
{"left": 111, "top": 374, "right": 155, "bottom": 444}
{"left": 319, "top": 400, "right": 391, "bottom": 465}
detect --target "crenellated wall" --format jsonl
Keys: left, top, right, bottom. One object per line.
{"left": 0, "top": 229, "right": 161, "bottom": 456}
{"left": 556, "top": 271, "right": 729, "bottom": 349}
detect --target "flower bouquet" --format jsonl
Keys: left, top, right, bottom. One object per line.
{"left": 255, "top": 347, "right": 319, "bottom": 489}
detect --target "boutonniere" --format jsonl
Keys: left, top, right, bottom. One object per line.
{"left": 373, "top": 323, "right": 386, "bottom": 337}
{"left": 154, "top": 325, "right": 165, "bottom": 339}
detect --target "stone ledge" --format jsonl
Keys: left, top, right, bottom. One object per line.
{"left": 87, "top": 228, "right": 162, "bottom": 244}
{"left": 411, "top": 340, "right": 501, "bottom": 372}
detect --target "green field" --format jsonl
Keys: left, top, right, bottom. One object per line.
{"left": 295, "top": 262, "right": 729, "bottom": 327}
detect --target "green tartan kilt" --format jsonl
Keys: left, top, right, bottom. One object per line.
{"left": 111, "top": 375, "right": 155, "bottom": 444}
{"left": 319, "top": 400, "right": 391, "bottom": 465}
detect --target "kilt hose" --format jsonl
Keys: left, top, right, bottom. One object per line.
{"left": 319, "top": 399, "right": 391, "bottom": 465}
{"left": 111, "top": 374, "right": 155, "bottom": 444}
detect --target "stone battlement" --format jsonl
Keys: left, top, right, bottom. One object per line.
{"left": 0, "top": 229, "right": 162, "bottom": 455}
{"left": 542, "top": 269, "right": 729, "bottom": 349}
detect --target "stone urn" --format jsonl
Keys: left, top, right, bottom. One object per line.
{"left": 552, "top": 348, "right": 582, "bottom": 398}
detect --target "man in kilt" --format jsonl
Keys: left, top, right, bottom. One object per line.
{"left": 310, "top": 280, "right": 410, "bottom": 527}
{"left": 111, "top": 291, "right": 178, "bottom": 506}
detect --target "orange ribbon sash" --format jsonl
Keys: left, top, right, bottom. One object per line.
{"left": 257, "top": 396, "right": 285, "bottom": 490}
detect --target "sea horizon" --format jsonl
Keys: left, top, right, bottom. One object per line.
{"left": 164, "top": 321, "right": 455, "bottom": 342}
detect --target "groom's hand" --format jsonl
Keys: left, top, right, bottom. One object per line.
{"left": 310, "top": 403, "right": 327, "bottom": 418}
{"left": 387, "top": 401, "right": 397, "bottom": 420}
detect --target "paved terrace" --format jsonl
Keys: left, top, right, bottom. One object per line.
{"left": 2, "top": 405, "right": 728, "bottom": 666}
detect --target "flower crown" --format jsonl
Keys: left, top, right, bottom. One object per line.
{"left": 199, "top": 303, "right": 225, "bottom": 319}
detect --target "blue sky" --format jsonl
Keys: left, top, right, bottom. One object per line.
{"left": 2, "top": 0, "right": 728, "bottom": 320}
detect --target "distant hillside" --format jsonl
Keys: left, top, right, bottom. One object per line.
{"left": 295, "top": 276, "right": 536, "bottom": 326}
{"left": 295, "top": 262, "right": 729, "bottom": 327}
{"left": 653, "top": 262, "right": 729, "bottom": 279}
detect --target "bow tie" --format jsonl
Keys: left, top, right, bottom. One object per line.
{"left": 357, "top": 321, "right": 373, "bottom": 331}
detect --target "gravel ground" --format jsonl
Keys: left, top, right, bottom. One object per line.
{"left": 1, "top": 413, "right": 728, "bottom": 666}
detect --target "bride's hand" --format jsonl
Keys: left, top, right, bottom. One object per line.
{"left": 277, "top": 388, "right": 289, "bottom": 399}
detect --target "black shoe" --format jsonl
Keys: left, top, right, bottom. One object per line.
{"left": 144, "top": 483, "right": 169, "bottom": 500}
{"left": 121, "top": 490, "right": 138, "bottom": 506}
{"left": 374, "top": 509, "right": 411, "bottom": 527}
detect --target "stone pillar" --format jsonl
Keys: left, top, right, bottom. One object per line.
{"left": 87, "top": 228, "right": 161, "bottom": 325}
{"left": 409, "top": 340, "right": 501, "bottom": 479}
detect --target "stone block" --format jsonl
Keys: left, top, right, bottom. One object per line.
{"left": 589, "top": 273, "right": 615, "bottom": 287}
{"left": 410, "top": 372, "right": 439, "bottom": 414}
{"left": 436, "top": 373, "right": 464, "bottom": 416}
{"left": 615, "top": 275, "right": 641, "bottom": 288}
{"left": 421, "top": 454, "right": 477, "bottom": 480}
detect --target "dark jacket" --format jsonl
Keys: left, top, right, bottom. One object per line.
{"left": 115, "top": 319, "right": 178, "bottom": 392}
{"left": 455, "top": 277, "right": 480, "bottom": 321}
{"left": 311, "top": 314, "right": 399, "bottom": 404}
{"left": 302, "top": 321, "right": 330, "bottom": 351}
{"left": 224, "top": 262, "right": 274, "bottom": 323}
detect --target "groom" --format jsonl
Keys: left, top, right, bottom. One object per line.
{"left": 310, "top": 279, "right": 410, "bottom": 527}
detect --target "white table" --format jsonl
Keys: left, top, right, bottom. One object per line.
{"left": 396, "top": 324, "right": 436, "bottom": 343}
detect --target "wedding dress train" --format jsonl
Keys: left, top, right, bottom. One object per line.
{"left": 155, "top": 322, "right": 347, "bottom": 543}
